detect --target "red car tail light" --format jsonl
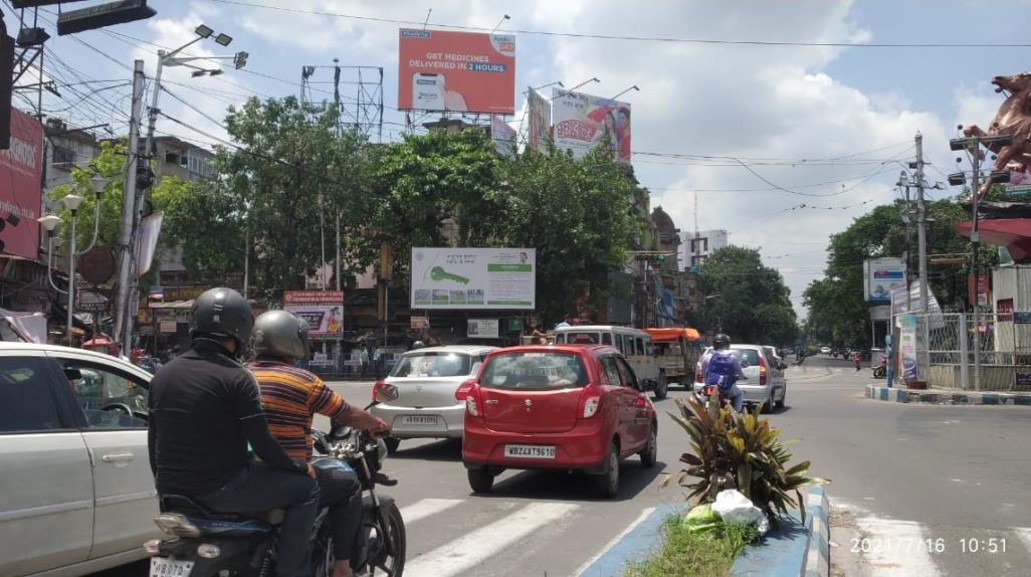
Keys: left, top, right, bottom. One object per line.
{"left": 371, "top": 380, "right": 386, "bottom": 402}
{"left": 759, "top": 357, "right": 768, "bottom": 386}
{"left": 455, "top": 379, "right": 476, "bottom": 401}
{"left": 579, "top": 385, "right": 601, "bottom": 418}
{"left": 464, "top": 383, "right": 482, "bottom": 417}
{"left": 634, "top": 397, "right": 647, "bottom": 408}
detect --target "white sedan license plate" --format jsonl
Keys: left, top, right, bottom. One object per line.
{"left": 402, "top": 415, "right": 439, "bottom": 426}
{"left": 504, "top": 444, "right": 556, "bottom": 459}
{"left": 150, "top": 557, "right": 194, "bottom": 577}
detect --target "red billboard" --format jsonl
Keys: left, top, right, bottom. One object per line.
{"left": 0, "top": 108, "right": 43, "bottom": 260}
{"left": 398, "top": 28, "right": 516, "bottom": 115}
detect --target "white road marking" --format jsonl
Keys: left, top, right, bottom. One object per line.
{"left": 570, "top": 507, "right": 656, "bottom": 577}
{"left": 853, "top": 516, "right": 940, "bottom": 576}
{"left": 398, "top": 498, "right": 465, "bottom": 525}
{"left": 404, "top": 501, "right": 579, "bottom": 577}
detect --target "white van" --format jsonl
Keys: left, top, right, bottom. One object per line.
{"left": 553, "top": 325, "right": 667, "bottom": 399}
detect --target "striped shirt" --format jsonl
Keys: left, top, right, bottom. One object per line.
{"left": 249, "top": 360, "right": 350, "bottom": 461}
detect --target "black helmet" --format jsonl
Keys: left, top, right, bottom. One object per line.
{"left": 190, "top": 288, "right": 254, "bottom": 348}
{"left": 251, "top": 310, "right": 310, "bottom": 360}
{"left": 713, "top": 333, "right": 732, "bottom": 350}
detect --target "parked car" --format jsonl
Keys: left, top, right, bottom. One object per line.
{"left": 461, "top": 344, "right": 658, "bottom": 498}
{"left": 0, "top": 342, "right": 158, "bottom": 577}
{"left": 694, "top": 344, "right": 788, "bottom": 413}
{"left": 370, "top": 345, "right": 498, "bottom": 453}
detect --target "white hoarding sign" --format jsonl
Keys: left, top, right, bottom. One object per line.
{"left": 468, "top": 318, "right": 500, "bottom": 339}
{"left": 411, "top": 247, "right": 535, "bottom": 310}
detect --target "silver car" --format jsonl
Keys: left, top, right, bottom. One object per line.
{"left": 370, "top": 345, "right": 497, "bottom": 453}
{"left": 693, "top": 344, "right": 788, "bottom": 413}
{"left": 0, "top": 342, "right": 159, "bottom": 576}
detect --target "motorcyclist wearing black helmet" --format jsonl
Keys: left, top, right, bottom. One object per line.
{"left": 699, "top": 333, "right": 747, "bottom": 411}
{"left": 147, "top": 288, "right": 320, "bottom": 577}
{"left": 248, "top": 310, "right": 389, "bottom": 577}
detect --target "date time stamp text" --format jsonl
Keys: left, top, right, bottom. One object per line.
{"left": 850, "top": 537, "right": 1007, "bottom": 555}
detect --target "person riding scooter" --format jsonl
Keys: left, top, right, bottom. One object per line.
{"left": 699, "top": 333, "right": 747, "bottom": 412}
{"left": 248, "top": 310, "right": 389, "bottom": 577}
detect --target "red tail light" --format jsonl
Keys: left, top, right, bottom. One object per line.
{"left": 758, "top": 357, "right": 768, "bottom": 386}
{"left": 372, "top": 380, "right": 386, "bottom": 402}
{"left": 634, "top": 397, "right": 647, "bottom": 408}
{"left": 455, "top": 379, "right": 476, "bottom": 401}
{"left": 578, "top": 386, "right": 601, "bottom": 418}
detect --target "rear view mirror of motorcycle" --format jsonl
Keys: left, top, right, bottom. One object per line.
{"left": 374, "top": 382, "right": 400, "bottom": 403}
{"left": 329, "top": 423, "right": 352, "bottom": 440}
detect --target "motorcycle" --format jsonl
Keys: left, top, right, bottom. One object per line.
{"left": 872, "top": 357, "right": 887, "bottom": 379}
{"left": 144, "top": 385, "right": 406, "bottom": 577}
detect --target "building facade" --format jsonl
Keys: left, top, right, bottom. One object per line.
{"left": 678, "top": 229, "right": 728, "bottom": 270}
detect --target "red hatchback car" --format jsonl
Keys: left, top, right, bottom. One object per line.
{"left": 460, "top": 344, "right": 658, "bottom": 498}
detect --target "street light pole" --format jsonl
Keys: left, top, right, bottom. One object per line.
{"left": 915, "top": 132, "right": 929, "bottom": 312}
{"left": 62, "top": 194, "right": 84, "bottom": 346}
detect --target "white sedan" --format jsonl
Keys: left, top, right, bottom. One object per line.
{"left": 370, "top": 345, "right": 497, "bottom": 453}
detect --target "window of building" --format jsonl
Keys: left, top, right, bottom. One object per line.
{"left": 52, "top": 145, "right": 75, "bottom": 165}
{"left": 186, "top": 150, "right": 212, "bottom": 177}
{"left": 691, "top": 237, "right": 709, "bottom": 253}
{"left": 164, "top": 152, "right": 180, "bottom": 165}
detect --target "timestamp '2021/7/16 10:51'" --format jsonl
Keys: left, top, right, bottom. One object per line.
{"left": 850, "top": 537, "right": 1007, "bottom": 555}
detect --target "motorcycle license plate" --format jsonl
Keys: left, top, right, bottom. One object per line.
{"left": 150, "top": 557, "right": 194, "bottom": 577}
{"left": 504, "top": 444, "right": 556, "bottom": 459}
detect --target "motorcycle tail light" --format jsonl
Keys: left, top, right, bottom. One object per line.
{"left": 154, "top": 513, "right": 202, "bottom": 538}
{"left": 197, "top": 543, "right": 221, "bottom": 559}
{"left": 143, "top": 539, "right": 161, "bottom": 555}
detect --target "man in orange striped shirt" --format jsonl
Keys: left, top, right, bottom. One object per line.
{"left": 249, "top": 310, "right": 388, "bottom": 577}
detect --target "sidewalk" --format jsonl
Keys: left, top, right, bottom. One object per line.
{"left": 866, "top": 385, "right": 1031, "bottom": 406}
{"left": 573, "top": 486, "right": 830, "bottom": 577}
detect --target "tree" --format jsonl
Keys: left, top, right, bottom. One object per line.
{"left": 804, "top": 196, "right": 996, "bottom": 348}
{"left": 498, "top": 148, "right": 639, "bottom": 323}
{"left": 176, "top": 96, "right": 377, "bottom": 298}
{"left": 47, "top": 139, "right": 190, "bottom": 282}
{"left": 699, "top": 245, "right": 797, "bottom": 344}
{"left": 370, "top": 128, "right": 504, "bottom": 277}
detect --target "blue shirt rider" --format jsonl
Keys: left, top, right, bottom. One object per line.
{"left": 699, "top": 333, "right": 747, "bottom": 412}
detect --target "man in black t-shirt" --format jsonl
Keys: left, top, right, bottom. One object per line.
{"left": 148, "top": 288, "right": 319, "bottom": 577}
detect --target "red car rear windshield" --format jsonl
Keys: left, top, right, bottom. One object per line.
{"left": 481, "top": 351, "right": 589, "bottom": 390}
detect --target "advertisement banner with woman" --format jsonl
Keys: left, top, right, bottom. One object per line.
{"left": 283, "top": 290, "right": 344, "bottom": 339}
{"left": 551, "top": 88, "right": 631, "bottom": 165}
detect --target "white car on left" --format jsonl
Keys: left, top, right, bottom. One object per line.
{"left": 0, "top": 342, "right": 160, "bottom": 577}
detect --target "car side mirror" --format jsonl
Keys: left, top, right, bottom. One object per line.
{"left": 63, "top": 367, "right": 82, "bottom": 380}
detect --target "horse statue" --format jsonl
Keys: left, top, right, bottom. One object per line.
{"left": 962, "top": 72, "right": 1031, "bottom": 199}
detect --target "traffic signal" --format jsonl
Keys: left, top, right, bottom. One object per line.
{"left": 56, "top": 0, "right": 156, "bottom": 36}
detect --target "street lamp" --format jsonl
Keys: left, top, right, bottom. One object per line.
{"left": 62, "top": 194, "right": 84, "bottom": 346}
{"left": 610, "top": 85, "right": 640, "bottom": 100}
{"left": 38, "top": 215, "right": 65, "bottom": 296}
{"left": 705, "top": 293, "right": 721, "bottom": 334}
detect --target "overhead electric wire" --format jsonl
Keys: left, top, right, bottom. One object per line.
{"left": 201, "top": 0, "right": 1031, "bottom": 48}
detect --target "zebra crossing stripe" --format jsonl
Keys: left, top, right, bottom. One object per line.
{"left": 398, "top": 498, "right": 465, "bottom": 525}
{"left": 403, "top": 501, "right": 580, "bottom": 577}
{"left": 854, "top": 517, "right": 939, "bottom": 576}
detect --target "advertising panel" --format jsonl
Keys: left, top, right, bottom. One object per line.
{"left": 526, "top": 87, "right": 551, "bottom": 153}
{"left": 898, "top": 313, "right": 918, "bottom": 381}
{"left": 467, "top": 318, "right": 499, "bottom": 339}
{"left": 1006, "top": 168, "right": 1031, "bottom": 197}
{"left": 0, "top": 108, "right": 43, "bottom": 260}
{"left": 864, "top": 257, "right": 906, "bottom": 303}
{"left": 551, "top": 88, "right": 632, "bottom": 164}
{"left": 491, "top": 115, "right": 517, "bottom": 159}
{"left": 398, "top": 28, "right": 516, "bottom": 114}
{"left": 411, "top": 247, "right": 535, "bottom": 310}
{"left": 283, "top": 290, "right": 344, "bottom": 339}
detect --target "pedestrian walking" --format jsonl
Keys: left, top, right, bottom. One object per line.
{"left": 853, "top": 351, "right": 862, "bottom": 372}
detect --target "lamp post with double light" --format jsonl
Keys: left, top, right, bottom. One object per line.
{"left": 37, "top": 174, "right": 108, "bottom": 346}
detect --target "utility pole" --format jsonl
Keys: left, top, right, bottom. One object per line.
{"left": 113, "top": 59, "right": 145, "bottom": 353}
{"left": 915, "top": 132, "right": 929, "bottom": 313}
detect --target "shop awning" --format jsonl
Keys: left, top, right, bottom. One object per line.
{"left": 148, "top": 300, "right": 195, "bottom": 309}
{"left": 645, "top": 327, "right": 701, "bottom": 342}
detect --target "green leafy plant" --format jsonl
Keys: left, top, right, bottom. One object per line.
{"left": 662, "top": 396, "right": 813, "bottom": 526}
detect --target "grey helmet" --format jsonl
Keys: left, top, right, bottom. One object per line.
{"left": 190, "top": 288, "right": 254, "bottom": 348}
{"left": 251, "top": 310, "right": 310, "bottom": 360}
{"left": 713, "top": 333, "right": 732, "bottom": 350}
